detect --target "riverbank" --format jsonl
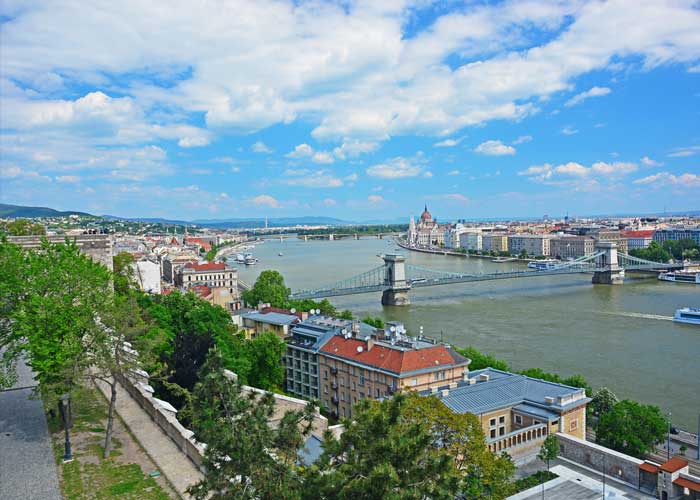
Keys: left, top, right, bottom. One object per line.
{"left": 395, "top": 238, "right": 531, "bottom": 263}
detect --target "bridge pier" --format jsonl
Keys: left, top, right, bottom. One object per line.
{"left": 382, "top": 254, "right": 411, "bottom": 306}
{"left": 592, "top": 242, "right": 624, "bottom": 285}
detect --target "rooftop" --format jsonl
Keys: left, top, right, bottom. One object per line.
{"left": 183, "top": 261, "right": 228, "bottom": 272}
{"left": 241, "top": 311, "right": 299, "bottom": 326}
{"left": 421, "top": 368, "right": 589, "bottom": 415}
{"left": 659, "top": 456, "right": 688, "bottom": 473}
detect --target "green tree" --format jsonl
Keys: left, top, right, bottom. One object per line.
{"left": 519, "top": 249, "right": 528, "bottom": 259}
{"left": 0, "top": 239, "right": 30, "bottom": 388}
{"left": 519, "top": 368, "right": 592, "bottom": 397}
{"left": 339, "top": 309, "right": 353, "bottom": 320}
{"left": 242, "top": 270, "right": 290, "bottom": 307}
{"left": 590, "top": 387, "right": 618, "bottom": 417}
{"left": 629, "top": 241, "right": 672, "bottom": 263}
{"left": 245, "top": 331, "right": 286, "bottom": 390}
{"left": 187, "top": 350, "right": 315, "bottom": 500}
{"left": 538, "top": 434, "right": 559, "bottom": 474}
{"left": 112, "top": 251, "right": 136, "bottom": 295}
{"left": 0, "top": 218, "right": 46, "bottom": 236}
{"left": 595, "top": 400, "right": 666, "bottom": 457}
{"left": 361, "top": 316, "right": 385, "bottom": 329}
{"left": 454, "top": 346, "right": 510, "bottom": 371}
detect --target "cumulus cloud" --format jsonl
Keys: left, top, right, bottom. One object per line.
{"left": 285, "top": 143, "right": 314, "bottom": 158}
{"left": 283, "top": 168, "right": 343, "bottom": 188}
{"left": 55, "top": 175, "right": 80, "bottom": 183}
{"left": 561, "top": 126, "right": 579, "bottom": 135}
{"left": 251, "top": 141, "right": 273, "bottom": 153}
{"left": 250, "top": 194, "right": 281, "bottom": 208}
{"left": 312, "top": 151, "right": 334, "bottom": 164}
{"left": 565, "top": 86, "right": 611, "bottom": 107}
{"left": 519, "top": 160, "right": 638, "bottom": 184}
{"left": 634, "top": 172, "right": 700, "bottom": 187}
{"left": 640, "top": 156, "right": 662, "bottom": 167}
{"left": 433, "top": 137, "right": 464, "bottom": 148}
{"left": 366, "top": 156, "right": 424, "bottom": 178}
{"left": 512, "top": 135, "right": 532, "bottom": 145}
{"left": 447, "top": 170, "right": 461, "bottom": 176}
{"left": 474, "top": 140, "right": 515, "bottom": 156}
{"left": 333, "top": 141, "right": 379, "bottom": 160}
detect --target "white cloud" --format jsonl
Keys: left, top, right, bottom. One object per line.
{"left": 640, "top": 156, "right": 662, "bottom": 167}
{"left": 333, "top": 141, "right": 378, "bottom": 160}
{"left": 283, "top": 168, "right": 343, "bottom": 188}
{"left": 512, "top": 135, "right": 532, "bottom": 145}
{"left": 565, "top": 86, "right": 611, "bottom": 107}
{"left": 285, "top": 143, "right": 314, "bottom": 159}
{"left": 474, "top": 140, "right": 515, "bottom": 156}
{"left": 433, "top": 137, "right": 464, "bottom": 148}
{"left": 561, "top": 126, "right": 579, "bottom": 135}
{"left": 312, "top": 151, "right": 334, "bottom": 164}
{"left": 519, "top": 160, "right": 638, "bottom": 184}
{"left": 366, "top": 156, "right": 424, "bottom": 179}
{"left": 423, "top": 171, "right": 433, "bottom": 178}
{"left": 55, "top": 175, "right": 79, "bottom": 183}
{"left": 250, "top": 194, "right": 281, "bottom": 208}
{"left": 367, "top": 195, "right": 384, "bottom": 205}
{"left": 251, "top": 141, "right": 273, "bottom": 153}
{"left": 344, "top": 173, "right": 358, "bottom": 182}
{"left": 634, "top": 172, "right": 700, "bottom": 187}
{"left": 447, "top": 170, "right": 461, "bottom": 176}
{"left": 668, "top": 146, "right": 700, "bottom": 158}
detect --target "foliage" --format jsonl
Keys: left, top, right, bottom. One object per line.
{"left": 595, "top": 400, "right": 667, "bottom": 457}
{"left": 113, "top": 252, "right": 136, "bottom": 295}
{"left": 361, "top": 316, "right": 385, "bottom": 329}
{"left": 244, "top": 332, "right": 286, "bottom": 390}
{"left": 303, "top": 392, "right": 515, "bottom": 500}
{"left": 242, "top": 270, "right": 291, "bottom": 307}
{"left": 629, "top": 241, "right": 672, "bottom": 263}
{"left": 0, "top": 239, "right": 30, "bottom": 388}
{"left": 286, "top": 298, "right": 338, "bottom": 316}
{"left": 538, "top": 434, "right": 559, "bottom": 472}
{"left": 187, "top": 350, "right": 315, "bottom": 500}
{"left": 512, "top": 471, "right": 558, "bottom": 493}
{"left": 339, "top": 309, "right": 353, "bottom": 320}
{"left": 0, "top": 218, "right": 46, "bottom": 236}
{"left": 454, "top": 346, "right": 510, "bottom": 371}
{"left": 519, "top": 368, "right": 592, "bottom": 397}
{"left": 590, "top": 387, "right": 618, "bottom": 417}
{"left": 662, "top": 238, "right": 699, "bottom": 260}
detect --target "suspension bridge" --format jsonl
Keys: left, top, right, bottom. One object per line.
{"left": 289, "top": 242, "right": 682, "bottom": 306}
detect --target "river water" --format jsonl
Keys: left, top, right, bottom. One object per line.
{"left": 231, "top": 237, "right": 700, "bottom": 430}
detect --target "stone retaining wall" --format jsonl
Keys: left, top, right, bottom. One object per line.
{"left": 556, "top": 432, "right": 643, "bottom": 488}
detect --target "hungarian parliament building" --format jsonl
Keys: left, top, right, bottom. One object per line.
{"left": 407, "top": 205, "right": 446, "bottom": 247}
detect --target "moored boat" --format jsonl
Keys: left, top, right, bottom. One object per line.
{"left": 658, "top": 270, "right": 700, "bottom": 284}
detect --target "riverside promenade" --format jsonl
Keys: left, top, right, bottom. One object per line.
{"left": 0, "top": 358, "right": 61, "bottom": 500}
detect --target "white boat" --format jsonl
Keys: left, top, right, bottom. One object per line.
{"left": 244, "top": 253, "right": 257, "bottom": 265}
{"left": 235, "top": 253, "right": 245, "bottom": 263}
{"left": 673, "top": 308, "right": 700, "bottom": 325}
{"left": 278, "top": 252, "right": 284, "bottom": 256}
{"left": 527, "top": 259, "right": 559, "bottom": 270}
{"left": 658, "top": 270, "right": 700, "bottom": 284}
{"left": 492, "top": 257, "right": 517, "bottom": 263}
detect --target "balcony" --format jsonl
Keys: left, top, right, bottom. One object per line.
{"left": 487, "top": 423, "right": 548, "bottom": 458}
{"left": 330, "top": 367, "right": 338, "bottom": 375}
{"left": 331, "top": 395, "right": 339, "bottom": 405}
{"left": 331, "top": 381, "right": 338, "bottom": 390}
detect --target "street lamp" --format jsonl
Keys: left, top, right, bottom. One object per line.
{"left": 667, "top": 412, "right": 672, "bottom": 461}
{"left": 58, "top": 393, "right": 73, "bottom": 463}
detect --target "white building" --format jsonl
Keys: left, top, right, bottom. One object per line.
{"left": 459, "top": 230, "right": 483, "bottom": 251}
{"left": 132, "top": 259, "right": 162, "bottom": 294}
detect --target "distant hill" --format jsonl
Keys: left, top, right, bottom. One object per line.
{"left": 103, "top": 215, "right": 352, "bottom": 229}
{"left": 0, "top": 203, "right": 92, "bottom": 218}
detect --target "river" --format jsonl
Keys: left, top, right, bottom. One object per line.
{"left": 231, "top": 236, "right": 700, "bottom": 430}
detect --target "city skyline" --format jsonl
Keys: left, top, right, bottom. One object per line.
{"left": 1, "top": 1, "right": 699, "bottom": 220}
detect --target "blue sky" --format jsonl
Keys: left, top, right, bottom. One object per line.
{"left": 0, "top": 0, "right": 699, "bottom": 221}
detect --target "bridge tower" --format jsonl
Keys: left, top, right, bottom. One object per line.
{"left": 592, "top": 241, "right": 624, "bottom": 285}
{"left": 381, "top": 254, "right": 411, "bottom": 306}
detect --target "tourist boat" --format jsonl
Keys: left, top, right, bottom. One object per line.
{"left": 278, "top": 252, "right": 284, "bottom": 256}
{"left": 527, "top": 259, "right": 559, "bottom": 270}
{"left": 491, "top": 257, "right": 517, "bottom": 263}
{"left": 658, "top": 270, "right": 700, "bottom": 284}
{"left": 235, "top": 253, "right": 246, "bottom": 263}
{"left": 673, "top": 308, "right": 700, "bottom": 325}
{"left": 244, "top": 253, "right": 257, "bottom": 265}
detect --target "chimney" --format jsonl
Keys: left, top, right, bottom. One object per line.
{"left": 462, "top": 371, "right": 470, "bottom": 382}
{"left": 352, "top": 321, "right": 361, "bottom": 337}
{"left": 478, "top": 373, "right": 490, "bottom": 382}
{"left": 366, "top": 338, "right": 374, "bottom": 351}
{"left": 441, "top": 389, "right": 450, "bottom": 397}
{"left": 544, "top": 396, "right": 555, "bottom": 404}
{"left": 430, "top": 387, "right": 438, "bottom": 394}
{"left": 468, "top": 378, "right": 477, "bottom": 385}
{"left": 449, "top": 382, "right": 458, "bottom": 389}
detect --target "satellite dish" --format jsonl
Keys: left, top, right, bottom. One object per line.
{"left": 316, "top": 309, "right": 321, "bottom": 315}
{"left": 389, "top": 326, "right": 396, "bottom": 333}
{"left": 290, "top": 308, "right": 296, "bottom": 314}
{"left": 357, "top": 346, "right": 363, "bottom": 353}
{"left": 341, "top": 328, "right": 348, "bottom": 335}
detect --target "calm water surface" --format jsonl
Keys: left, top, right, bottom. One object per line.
{"left": 231, "top": 237, "right": 700, "bottom": 430}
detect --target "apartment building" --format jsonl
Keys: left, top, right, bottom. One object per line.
{"left": 622, "top": 230, "right": 654, "bottom": 250}
{"left": 507, "top": 234, "right": 553, "bottom": 257}
{"left": 241, "top": 307, "right": 301, "bottom": 339}
{"left": 176, "top": 261, "right": 237, "bottom": 292}
{"left": 654, "top": 227, "right": 700, "bottom": 246}
{"left": 459, "top": 231, "right": 483, "bottom": 251}
{"left": 482, "top": 234, "right": 509, "bottom": 253}
{"left": 317, "top": 322, "right": 469, "bottom": 419}
{"left": 549, "top": 236, "right": 596, "bottom": 259}
{"left": 423, "top": 368, "right": 590, "bottom": 464}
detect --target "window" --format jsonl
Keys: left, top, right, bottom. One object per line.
{"left": 552, "top": 420, "right": 559, "bottom": 427}
{"left": 341, "top": 391, "right": 345, "bottom": 402}
{"left": 499, "top": 416, "right": 505, "bottom": 424}
{"left": 359, "top": 373, "right": 365, "bottom": 386}
{"left": 489, "top": 418, "right": 496, "bottom": 427}
{"left": 515, "top": 415, "right": 522, "bottom": 425}
{"left": 352, "top": 381, "right": 356, "bottom": 390}
{"left": 412, "top": 378, "right": 418, "bottom": 386}
{"left": 376, "top": 388, "right": 380, "bottom": 398}
{"left": 324, "top": 370, "right": 328, "bottom": 380}
{"left": 434, "top": 372, "right": 440, "bottom": 381}
{"left": 490, "top": 429, "right": 496, "bottom": 439}
{"left": 441, "top": 371, "right": 446, "bottom": 380}
{"left": 499, "top": 426, "right": 505, "bottom": 436}
{"left": 570, "top": 419, "right": 578, "bottom": 432}
{"left": 534, "top": 420, "right": 541, "bottom": 425}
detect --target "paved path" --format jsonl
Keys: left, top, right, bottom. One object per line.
{"left": 0, "top": 359, "right": 61, "bottom": 500}
{"left": 94, "top": 379, "right": 203, "bottom": 498}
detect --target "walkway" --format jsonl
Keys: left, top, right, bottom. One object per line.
{"left": 0, "top": 358, "right": 61, "bottom": 500}
{"left": 94, "top": 379, "right": 203, "bottom": 498}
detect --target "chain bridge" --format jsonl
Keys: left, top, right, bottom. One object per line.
{"left": 288, "top": 242, "right": 682, "bottom": 306}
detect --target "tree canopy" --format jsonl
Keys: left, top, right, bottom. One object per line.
{"left": 629, "top": 241, "right": 672, "bottom": 263}
{"left": 0, "top": 218, "right": 46, "bottom": 236}
{"left": 242, "top": 270, "right": 290, "bottom": 307}
{"left": 595, "top": 399, "right": 666, "bottom": 457}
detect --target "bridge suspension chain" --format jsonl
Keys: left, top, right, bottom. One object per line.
{"left": 289, "top": 264, "right": 387, "bottom": 299}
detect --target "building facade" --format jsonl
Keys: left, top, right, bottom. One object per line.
{"left": 482, "top": 234, "right": 509, "bottom": 253}
{"left": 318, "top": 322, "right": 469, "bottom": 419}
{"left": 507, "top": 234, "right": 553, "bottom": 257}
{"left": 549, "top": 236, "right": 596, "bottom": 259}
{"left": 459, "top": 230, "right": 483, "bottom": 251}
{"left": 407, "top": 205, "right": 446, "bottom": 247}
{"left": 654, "top": 227, "right": 700, "bottom": 246}
{"left": 623, "top": 230, "right": 654, "bottom": 250}
{"left": 176, "top": 261, "right": 237, "bottom": 292}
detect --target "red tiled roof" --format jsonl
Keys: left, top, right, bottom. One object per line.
{"left": 192, "top": 284, "right": 212, "bottom": 297}
{"left": 660, "top": 457, "right": 688, "bottom": 473}
{"left": 639, "top": 462, "right": 659, "bottom": 474}
{"left": 674, "top": 476, "right": 700, "bottom": 492}
{"left": 320, "top": 335, "right": 466, "bottom": 374}
{"left": 184, "top": 261, "right": 226, "bottom": 271}
{"left": 623, "top": 230, "right": 654, "bottom": 238}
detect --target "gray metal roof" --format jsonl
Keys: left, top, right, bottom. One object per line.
{"left": 241, "top": 311, "right": 299, "bottom": 326}
{"left": 513, "top": 403, "right": 560, "bottom": 421}
{"left": 421, "top": 368, "right": 588, "bottom": 416}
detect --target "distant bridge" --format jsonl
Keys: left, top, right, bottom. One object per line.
{"left": 289, "top": 242, "right": 682, "bottom": 306}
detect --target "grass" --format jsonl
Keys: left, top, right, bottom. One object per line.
{"left": 513, "top": 470, "right": 559, "bottom": 493}
{"left": 48, "top": 385, "right": 170, "bottom": 500}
